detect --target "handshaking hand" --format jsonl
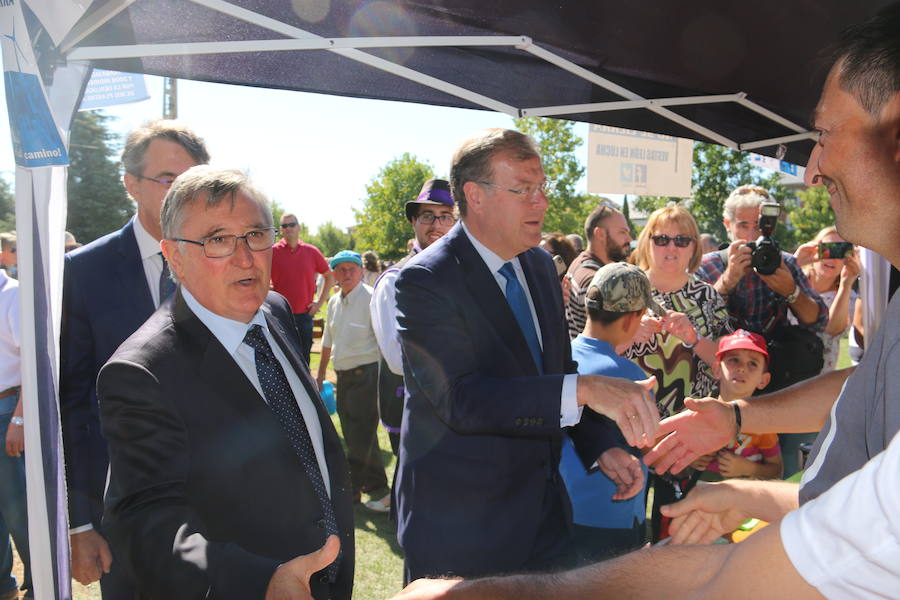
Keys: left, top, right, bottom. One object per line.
{"left": 578, "top": 375, "right": 658, "bottom": 448}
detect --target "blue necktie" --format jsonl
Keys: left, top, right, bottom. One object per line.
{"left": 499, "top": 262, "right": 543, "bottom": 374}
{"left": 243, "top": 324, "right": 340, "bottom": 581}
{"left": 158, "top": 253, "right": 176, "bottom": 304}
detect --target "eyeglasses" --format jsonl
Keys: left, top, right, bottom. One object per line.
{"left": 280, "top": 222, "right": 299, "bottom": 229}
{"left": 128, "top": 172, "right": 177, "bottom": 187}
{"left": 476, "top": 180, "right": 549, "bottom": 202}
{"left": 416, "top": 213, "right": 457, "bottom": 226}
{"left": 171, "top": 227, "right": 277, "bottom": 258}
{"left": 651, "top": 234, "right": 694, "bottom": 248}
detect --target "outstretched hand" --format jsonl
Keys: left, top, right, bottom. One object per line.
{"left": 598, "top": 447, "right": 645, "bottom": 500}
{"left": 579, "top": 376, "right": 659, "bottom": 448}
{"left": 660, "top": 482, "right": 748, "bottom": 545}
{"left": 644, "top": 396, "right": 735, "bottom": 474}
{"left": 265, "top": 535, "right": 341, "bottom": 600}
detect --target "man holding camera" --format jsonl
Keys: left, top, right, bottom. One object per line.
{"left": 697, "top": 185, "right": 827, "bottom": 336}
{"left": 697, "top": 185, "right": 828, "bottom": 475}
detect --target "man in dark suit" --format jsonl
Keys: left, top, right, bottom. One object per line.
{"left": 60, "top": 120, "right": 210, "bottom": 595}
{"left": 394, "top": 128, "right": 658, "bottom": 581}
{"left": 97, "top": 166, "right": 354, "bottom": 599}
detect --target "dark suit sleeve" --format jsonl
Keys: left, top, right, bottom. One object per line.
{"left": 397, "top": 263, "right": 567, "bottom": 436}
{"left": 98, "top": 360, "right": 279, "bottom": 600}
{"left": 59, "top": 256, "right": 100, "bottom": 528}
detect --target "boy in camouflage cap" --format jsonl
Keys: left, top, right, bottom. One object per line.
{"left": 559, "top": 261, "right": 660, "bottom": 562}
{"left": 585, "top": 262, "right": 667, "bottom": 318}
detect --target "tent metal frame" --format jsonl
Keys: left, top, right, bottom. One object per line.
{"left": 62, "top": 0, "right": 815, "bottom": 157}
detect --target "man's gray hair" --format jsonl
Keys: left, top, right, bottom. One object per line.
{"left": 450, "top": 128, "right": 540, "bottom": 218}
{"left": 830, "top": 3, "right": 900, "bottom": 118}
{"left": 121, "top": 120, "right": 210, "bottom": 181}
{"left": 722, "top": 184, "right": 774, "bottom": 222}
{"left": 161, "top": 166, "right": 272, "bottom": 240}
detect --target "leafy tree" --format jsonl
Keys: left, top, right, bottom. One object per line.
{"left": 633, "top": 143, "right": 793, "bottom": 246}
{"left": 513, "top": 117, "right": 592, "bottom": 235}
{"left": 789, "top": 186, "right": 835, "bottom": 243}
{"left": 314, "top": 221, "right": 354, "bottom": 257}
{"left": 688, "top": 143, "right": 787, "bottom": 242}
{"left": 0, "top": 177, "right": 14, "bottom": 232}
{"left": 66, "top": 111, "right": 134, "bottom": 243}
{"left": 354, "top": 153, "right": 435, "bottom": 260}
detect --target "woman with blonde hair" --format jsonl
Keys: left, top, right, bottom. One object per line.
{"left": 793, "top": 226, "right": 860, "bottom": 373}
{"left": 625, "top": 205, "right": 730, "bottom": 415}
{"left": 623, "top": 204, "right": 731, "bottom": 541}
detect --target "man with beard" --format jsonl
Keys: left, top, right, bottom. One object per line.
{"left": 565, "top": 205, "right": 633, "bottom": 338}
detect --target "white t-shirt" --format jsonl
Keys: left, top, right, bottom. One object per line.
{"left": 782, "top": 429, "right": 900, "bottom": 598}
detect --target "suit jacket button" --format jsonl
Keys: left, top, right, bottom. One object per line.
{"left": 317, "top": 518, "right": 326, "bottom": 529}
{"left": 514, "top": 418, "right": 523, "bottom": 426}
{"left": 319, "top": 574, "right": 330, "bottom": 584}
{"left": 537, "top": 417, "right": 544, "bottom": 425}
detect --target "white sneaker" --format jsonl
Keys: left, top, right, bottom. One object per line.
{"left": 364, "top": 493, "right": 391, "bottom": 513}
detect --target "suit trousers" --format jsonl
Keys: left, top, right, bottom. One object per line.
{"left": 376, "top": 358, "right": 404, "bottom": 455}
{"left": 335, "top": 362, "right": 388, "bottom": 496}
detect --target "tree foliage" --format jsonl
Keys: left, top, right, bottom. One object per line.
{"left": 789, "top": 186, "right": 835, "bottom": 243}
{"left": 0, "top": 177, "right": 14, "bottom": 233}
{"left": 513, "top": 117, "right": 592, "bottom": 235}
{"left": 354, "top": 153, "right": 435, "bottom": 260}
{"left": 66, "top": 111, "right": 134, "bottom": 244}
{"left": 634, "top": 143, "right": 791, "bottom": 245}
{"left": 313, "top": 221, "right": 354, "bottom": 257}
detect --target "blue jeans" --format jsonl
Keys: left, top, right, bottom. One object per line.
{"left": 0, "top": 392, "right": 31, "bottom": 596}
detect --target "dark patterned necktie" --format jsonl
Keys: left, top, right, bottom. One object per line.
{"left": 158, "top": 253, "right": 176, "bottom": 303}
{"left": 499, "top": 262, "right": 543, "bottom": 374}
{"left": 243, "top": 324, "right": 340, "bottom": 581}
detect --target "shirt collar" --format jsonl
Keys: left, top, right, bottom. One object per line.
{"left": 132, "top": 215, "right": 163, "bottom": 261}
{"left": 341, "top": 282, "right": 365, "bottom": 302}
{"left": 460, "top": 220, "right": 521, "bottom": 275}
{"left": 182, "top": 287, "right": 267, "bottom": 356}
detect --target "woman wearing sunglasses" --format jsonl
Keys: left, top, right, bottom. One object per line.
{"left": 793, "top": 226, "right": 860, "bottom": 373}
{"left": 622, "top": 205, "right": 731, "bottom": 541}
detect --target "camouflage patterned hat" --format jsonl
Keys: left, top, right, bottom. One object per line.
{"left": 585, "top": 262, "right": 667, "bottom": 317}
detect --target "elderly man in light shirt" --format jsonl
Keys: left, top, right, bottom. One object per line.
{"left": 317, "top": 250, "right": 388, "bottom": 509}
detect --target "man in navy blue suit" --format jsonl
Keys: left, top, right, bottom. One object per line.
{"left": 394, "top": 128, "right": 659, "bottom": 581}
{"left": 60, "top": 120, "right": 209, "bottom": 596}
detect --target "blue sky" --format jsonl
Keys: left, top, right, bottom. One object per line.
{"left": 1, "top": 73, "right": 597, "bottom": 233}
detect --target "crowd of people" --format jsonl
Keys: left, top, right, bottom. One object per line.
{"left": 0, "top": 3, "right": 897, "bottom": 599}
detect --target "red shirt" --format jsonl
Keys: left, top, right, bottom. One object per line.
{"left": 270, "top": 238, "right": 330, "bottom": 314}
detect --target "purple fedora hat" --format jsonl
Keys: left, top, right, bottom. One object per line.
{"left": 405, "top": 179, "right": 454, "bottom": 221}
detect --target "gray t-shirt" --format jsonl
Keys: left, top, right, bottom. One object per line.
{"left": 799, "top": 290, "right": 900, "bottom": 504}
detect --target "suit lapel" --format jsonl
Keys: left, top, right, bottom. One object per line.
{"left": 173, "top": 292, "right": 301, "bottom": 466}
{"left": 449, "top": 228, "right": 540, "bottom": 376}
{"left": 115, "top": 220, "right": 156, "bottom": 318}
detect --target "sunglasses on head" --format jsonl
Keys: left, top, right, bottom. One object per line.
{"left": 651, "top": 234, "right": 694, "bottom": 248}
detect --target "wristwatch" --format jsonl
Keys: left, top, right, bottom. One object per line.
{"left": 785, "top": 285, "right": 800, "bottom": 304}
{"left": 10, "top": 416, "right": 23, "bottom": 426}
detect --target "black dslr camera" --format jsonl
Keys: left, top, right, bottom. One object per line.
{"left": 744, "top": 202, "right": 782, "bottom": 275}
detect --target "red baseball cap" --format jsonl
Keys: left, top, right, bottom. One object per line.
{"left": 716, "top": 329, "right": 768, "bottom": 360}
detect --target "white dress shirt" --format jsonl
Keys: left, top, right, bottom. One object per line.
{"left": 370, "top": 268, "right": 404, "bottom": 375}
{"left": 132, "top": 215, "right": 165, "bottom": 309}
{"left": 460, "top": 222, "right": 580, "bottom": 427}
{"left": 0, "top": 270, "right": 20, "bottom": 391}
{"left": 183, "top": 288, "right": 331, "bottom": 495}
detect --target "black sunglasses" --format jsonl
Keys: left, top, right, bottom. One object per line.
{"left": 651, "top": 234, "right": 694, "bottom": 248}
{"left": 280, "top": 222, "right": 298, "bottom": 229}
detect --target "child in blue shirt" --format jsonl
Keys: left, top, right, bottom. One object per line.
{"left": 559, "top": 263, "right": 664, "bottom": 563}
